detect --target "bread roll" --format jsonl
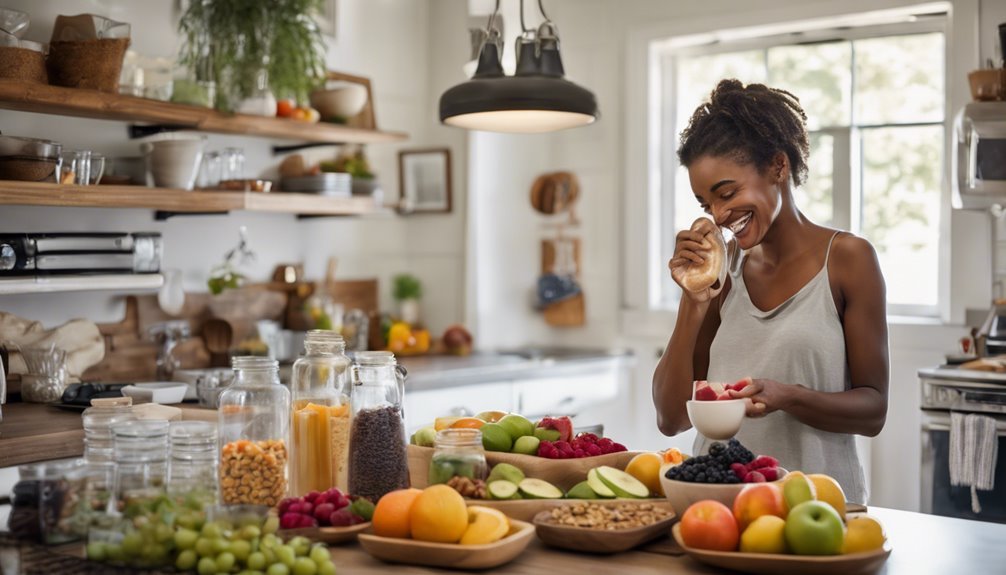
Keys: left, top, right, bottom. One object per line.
{"left": 680, "top": 222, "right": 726, "bottom": 293}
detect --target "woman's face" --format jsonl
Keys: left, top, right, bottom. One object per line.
{"left": 687, "top": 154, "right": 784, "bottom": 250}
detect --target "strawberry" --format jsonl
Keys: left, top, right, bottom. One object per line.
{"left": 759, "top": 467, "right": 782, "bottom": 481}
{"left": 744, "top": 470, "right": 767, "bottom": 483}
{"left": 747, "top": 455, "right": 778, "bottom": 470}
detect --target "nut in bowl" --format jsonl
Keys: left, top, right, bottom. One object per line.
{"left": 686, "top": 399, "right": 746, "bottom": 440}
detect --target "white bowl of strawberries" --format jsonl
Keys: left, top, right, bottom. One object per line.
{"left": 687, "top": 380, "right": 749, "bottom": 440}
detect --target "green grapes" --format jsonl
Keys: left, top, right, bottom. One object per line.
{"left": 175, "top": 549, "right": 198, "bottom": 571}
{"left": 293, "top": 557, "right": 318, "bottom": 575}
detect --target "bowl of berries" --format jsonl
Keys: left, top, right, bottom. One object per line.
{"left": 660, "top": 439, "right": 785, "bottom": 516}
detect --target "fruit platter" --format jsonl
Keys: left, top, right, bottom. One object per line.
{"left": 359, "top": 484, "right": 535, "bottom": 569}
{"left": 666, "top": 439, "right": 892, "bottom": 575}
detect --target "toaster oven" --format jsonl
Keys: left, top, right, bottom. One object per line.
{"left": 953, "top": 102, "right": 1006, "bottom": 210}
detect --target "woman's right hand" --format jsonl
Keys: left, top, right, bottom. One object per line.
{"left": 670, "top": 217, "right": 724, "bottom": 303}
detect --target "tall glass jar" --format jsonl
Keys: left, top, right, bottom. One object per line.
{"left": 81, "top": 397, "right": 135, "bottom": 515}
{"left": 112, "top": 420, "right": 169, "bottom": 509}
{"left": 348, "top": 351, "right": 409, "bottom": 501}
{"left": 218, "top": 356, "right": 290, "bottom": 506}
{"left": 167, "top": 420, "right": 218, "bottom": 507}
{"left": 290, "top": 330, "right": 351, "bottom": 497}
{"left": 429, "top": 429, "right": 488, "bottom": 485}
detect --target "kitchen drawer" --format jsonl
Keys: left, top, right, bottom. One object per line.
{"left": 514, "top": 368, "right": 620, "bottom": 420}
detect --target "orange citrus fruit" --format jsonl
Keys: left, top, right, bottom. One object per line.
{"left": 460, "top": 506, "right": 510, "bottom": 545}
{"left": 449, "top": 417, "right": 486, "bottom": 430}
{"left": 625, "top": 452, "right": 664, "bottom": 496}
{"left": 372, "top": 488, "right": 422, "bottom": 539}
{"left": 410, "top": 485, "right": 468, "bottom": 543}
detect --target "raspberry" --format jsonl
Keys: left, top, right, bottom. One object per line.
{"left": 748, "top": 455, "right": 778, "bottom": 470}
{"left": 744, "top": 470, "right": 766, "bottom": 483}
{"left": 759, "top": 467, "right": 782, "bottom": 481}
{"left": 597, "top": 438, "right": 614, "bottom": 450}
{"left": 730, "top": 463, "right": 748, "bottom": 481}
{"left": 573, "top": 448, "right": 586, "bottom": 458}
{"left": 576, "top": 433, "right": 599, "bottom": 443}
{"left": 610, "top": 442, "right": 627, "bottom": 452}
{"left": 554, "top": 440, "right": 571, "bottom": 452}
{"left": 585, "top": 444, "right": 602, "bottom": 457}
{"left": 304, "top": 491, "right": 321, "bottom": 503}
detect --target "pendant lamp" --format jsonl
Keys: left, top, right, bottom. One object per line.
{"left": 439, "top": 0, "right": 599, "bottom": 133}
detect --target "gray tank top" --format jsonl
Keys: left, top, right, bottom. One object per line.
{"left": 694, "top": 232, "right": 868, "bottom": 503}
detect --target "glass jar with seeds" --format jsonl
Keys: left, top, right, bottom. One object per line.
{"left": 348, "top": 351, "right": 409, "bottom": 502}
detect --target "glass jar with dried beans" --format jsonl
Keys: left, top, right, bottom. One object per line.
{"left": 290, "top": 330, "right": 352, "bottom": 497}
{"left": 348, "top": 351, "right": 410, "bottom": 501}
{"left": 218, "top": 356, "right": 290, "bottom": 506}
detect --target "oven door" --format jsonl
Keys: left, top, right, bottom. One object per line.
{"left": 921, "top": 409, "right": 1006, "bottom": 523}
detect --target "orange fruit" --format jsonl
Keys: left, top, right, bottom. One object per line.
{"left": 460, "top": 506, "right": 509, "bottom": 545}
{"left": 434, "top": 417, "right": 462, "bottom": 431}
{"left": 372, "top": 488, "right": 422, "bottom": 539}
{"left": 409, "top": 485, "right": 468, "bottom": 543}
{"left": 662, "top": 447, "right": 685, "bottom": 465}
{"left": 449, "top": 417, "right": 486, "bottom": 430}
{"left": 625, "top": 452, "right": 664, "bottom": 497}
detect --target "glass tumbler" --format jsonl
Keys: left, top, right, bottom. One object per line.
{"left": 20, "top": 347, "right": 68, "bottom": 403}
{"left": 220, "top": 148, "right": 245, "bottom": 181}
{"left": 89, "top": 153, "right": 106, "bottom": 185}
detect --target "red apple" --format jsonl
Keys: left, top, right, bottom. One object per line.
{"left": 733, "top": 483, "right": 786, "bottom": 531}
{"left": 680, "top": 500, "right": 739, "bottom": 551}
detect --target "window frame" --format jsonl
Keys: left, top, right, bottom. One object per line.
{"left": 626, "top": 8, "right": 961, "bottom": 326}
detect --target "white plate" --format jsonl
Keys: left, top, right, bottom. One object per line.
{"left": 120, "top": 382, "right": 188, "bottom": 404}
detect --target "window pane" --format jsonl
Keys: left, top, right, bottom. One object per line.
{"left": 854, "top": 33, "right": 944, "bottom": 125}
{"left": 795, "top": 133, "right": 834, "bottom": 226}
{"left": 860, "top": 125, "right": 943, "bottom": 307}
{"left": 675, "top": 50, "right": 766, "bottom": 137}
{"left": 768, "top": 42, "right": 851, "bottom": 129}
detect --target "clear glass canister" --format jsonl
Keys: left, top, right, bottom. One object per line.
{"left": 218, "top": 356, "right": 290, "bottom": 506}
{"left": 79, "top": 397, "right": 136, "bottom": 531}
{"left": 112, "top": 420, "right": 169, "bottom": 509}
{"left": 290, "top": 330, "right": 351, "bottom": 497}
{"left": 167, "top": 420, "right": 218, "bottom": 507}
{"left": 348, "top": 351, "right": 409, "bottom": 501}
{"left": 429, "top": 429, "right": 488, "bottom": 486}
{"left": 7, "top": 458, "right": 87, "bottom": 544}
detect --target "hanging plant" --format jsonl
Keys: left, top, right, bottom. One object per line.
{"left": 178, "top": 0, "right": 327, "bottom": 111}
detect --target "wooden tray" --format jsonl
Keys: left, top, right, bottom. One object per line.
{"left": 671, "top": 523, "right": 892, "bottom": 575}
{"left": 467, "top": 497, "right": 665, "bottom": 522}
{"left": 357, "top": 519, "right": 535, "bottom": 570}
{"left": 278, "top": 522, "right": 370, "bottom": 544}
{"left": 408, "top": 444, "right": 639, "bottom": 491}
{"left": 532, "top": 502, "right": 676, "bottom": 554}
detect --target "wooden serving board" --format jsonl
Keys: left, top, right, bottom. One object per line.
{"left": 408, "top": 444, "right": 639, "bottom": 491}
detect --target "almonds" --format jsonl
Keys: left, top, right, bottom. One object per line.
{"left": 545, "top": 502, "right": 672, "bottom": 530}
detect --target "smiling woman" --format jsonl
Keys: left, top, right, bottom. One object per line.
{"left": 652, "top": 79, "right": 890, "bottom": 505}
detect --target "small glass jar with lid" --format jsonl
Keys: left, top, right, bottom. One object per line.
{"left": 429, "top": 428, "right": 488, "bottom": 486}
{"left": 218, "top": 356, "right": 290, "bottom": 506}
{"left": 111, "top": 419, "right": 169, "bottom": 508}
{"left": 7, "top": 458, "right": 87, "bottom": 544}
{"left": 348, "top": 351, "right": 409, "bottom": 501}
{"left": 290, "top": 330, "right": 352, "bottom": 497}
{"left": 167, "top": 420, "right": 218, "bottom": 508}
{"left": 81, "top": 397, "right": 135, "bottom": 515}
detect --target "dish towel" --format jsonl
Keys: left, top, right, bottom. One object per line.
{"left": 949, "top": 411, "right": 999, "bottom": 514}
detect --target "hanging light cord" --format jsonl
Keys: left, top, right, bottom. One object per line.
{"left": 537, "top": 0, "right": 551, "bottom": 23}
{"left": 487, "top": 0, "right": 501, "bottom": 35}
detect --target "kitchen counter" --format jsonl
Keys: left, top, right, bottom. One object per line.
{"left": 398, "top": 348, "right": 633, "bottom": 392}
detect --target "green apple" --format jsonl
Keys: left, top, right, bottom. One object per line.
{"left": 488, "top": 480, "right": 520, "bottom": 500}
{"left": 498, "top": 414, "right": 535, "bottom": 441}
{"left": 518, "top": 478, "right": 563, "bottom": 499}
{"left": 533, "top": 427, "right": 562, "bottom": 442}
{"left": 595, "top": 466, "right": 649, "bottom": 499}
{"left": 480, "top": 423, "right": 513, "bottom": 452}
{"left": 487, "top": 463, "right": 525, "bottom": 485}
{"left": 566, "top": 481, "right": 598, "bottom": 500}
{"left": 512, "top": 435, "right": 541, "bottom": 455}
{"left": 586, "top": 468, "right": 615, "bottom": 498}
{"left": 782, "top": 472, "right": 817, "bottom": 511}
{"left": 784, "top": 501, "right": 844, "bottom": 555}
{"left": 410, "top": 426, "right": 437, "bottom": 447}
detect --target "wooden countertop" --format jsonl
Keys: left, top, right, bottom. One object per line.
{"left": 325, "top": 506, "right": 1006, "bottom": 574}
{"left": 0, "top": 402, "right": 216, "bottom": 468}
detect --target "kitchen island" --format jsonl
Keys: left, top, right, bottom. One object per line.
{"left": 0, "top": 506, "right": 1001, "bottom": 573}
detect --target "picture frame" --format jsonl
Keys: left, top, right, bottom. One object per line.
{"left": 398, "top": 148, "right": 452, "bottom": 214}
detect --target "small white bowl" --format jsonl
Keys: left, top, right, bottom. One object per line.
{"left": 121, "top": 382, "right": 188, "bottom": 404}
{"left": 310, "top": 83, "right": 368, "bottom": 120}
{"left": 686, "top": 399, "right": 746, "bottom": 440}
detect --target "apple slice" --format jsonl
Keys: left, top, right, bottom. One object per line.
{"left": 518, "top": 478, "right": 564, "bottom": 499}
{"left": 587, "top": 468, "right": 616, "bottom": 498}
{"left": 595, "top": 466, "right": 650, "bottom": 499}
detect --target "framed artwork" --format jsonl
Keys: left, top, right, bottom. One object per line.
{"left": 398, "top": 148, "right": 452, "bottom": 214}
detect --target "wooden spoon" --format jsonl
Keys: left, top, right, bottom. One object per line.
{"left": 202, "top": 319, "right": 233, "bottom": 355}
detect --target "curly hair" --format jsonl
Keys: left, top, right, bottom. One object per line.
{"left": 677, "top": 79, "right": 810, "bottom": 187}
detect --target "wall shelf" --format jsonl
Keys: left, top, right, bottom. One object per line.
{"left": 0, "top": 80, "right": 408, "bottom": 144}
{"left": 0, "top": 181, "right": 378, "bottom": 217}
{"left": 0, "top": 273, "right": 164, "bottom": 295}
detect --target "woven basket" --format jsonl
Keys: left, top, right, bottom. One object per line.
{"left": 47, "top": 38, "right": 129, "bottom": 92}
{"left": 0, "top": 46, "right": 47, "bottom": 83}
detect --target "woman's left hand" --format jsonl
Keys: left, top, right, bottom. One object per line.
{"left": 728, "top": 377, "right": 790, "bottom": 417}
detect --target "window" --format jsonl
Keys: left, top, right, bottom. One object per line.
{"left": 654, "top": 20, "right": 946, "bottom": 316}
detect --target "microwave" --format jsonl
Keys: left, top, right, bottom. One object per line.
{"left": 954, "top": 102, "right": 1006, "bottom": 210}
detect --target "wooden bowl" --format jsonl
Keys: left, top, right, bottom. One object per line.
{"left": 408, "top": 444, "right": 639, "bottom": 491}
{"left": 469, "top": 497, "right": 664, "bottom": 522}
{"left": 357, "top": 519, "right": 535, "bottom": 569}
{"left": 278, "top": 522, "right": 370, "bottom": 545}
{"left": 532, "top": 501, "right": 676, "bottom": 554}
{"left": 672, "top": 523, "right": 891, "bottom": 575}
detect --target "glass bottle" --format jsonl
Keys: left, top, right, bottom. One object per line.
{"left": 348, "top": 351, "right": 409, "bottom": 501}
{"left": 111, "top": 420, "right": 169, "bottom": 509}
{"left": 167, "top": 420, "right": 218, "bottom": 508}
{"left": 218, "top": 356, "right": 290, "bottom": 506}
{"left": 429, "top": 429, "right": 488, "bottom": 485}
{"left": 290, "top": 330, "right": 352, "bottom": 497}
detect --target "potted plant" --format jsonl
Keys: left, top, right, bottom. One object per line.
{"left": 392, "top": 274, "right": 422, "bottom": 325}
{"left": 177, "top": 0, "right": 327, "bottom": 112}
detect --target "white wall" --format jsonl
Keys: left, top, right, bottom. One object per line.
{"left": 463, "top": 0, "right": 1000, "bottom": 511}
{"left": 0, "top": 0, "right": 468, "bottom": 335}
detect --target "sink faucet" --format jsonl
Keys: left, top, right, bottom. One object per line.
{"left": 148, "top": 321, "right": 190, "bottom": 381}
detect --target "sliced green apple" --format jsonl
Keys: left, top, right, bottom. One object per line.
{"left": 518, "top": 478, "right": 564, "bottom": 499}
{"left": 587, "top": 468, "right": 616, "bottom": 498}
{"left": 488, "top": 480, "right": 520, "bottom": 500}
{"left": 595, "top": 466, "right": 649, "bottom": 499}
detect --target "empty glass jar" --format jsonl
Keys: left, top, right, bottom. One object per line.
{"left": 112, "top": 420, "right": 169, "bottom": 508}
{"left": 167, "top": 420, "right": 218, "bottom": 507}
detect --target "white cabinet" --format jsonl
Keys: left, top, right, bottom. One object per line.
{"left": 404, "top": 382, "right": 514, "bottom": 433}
